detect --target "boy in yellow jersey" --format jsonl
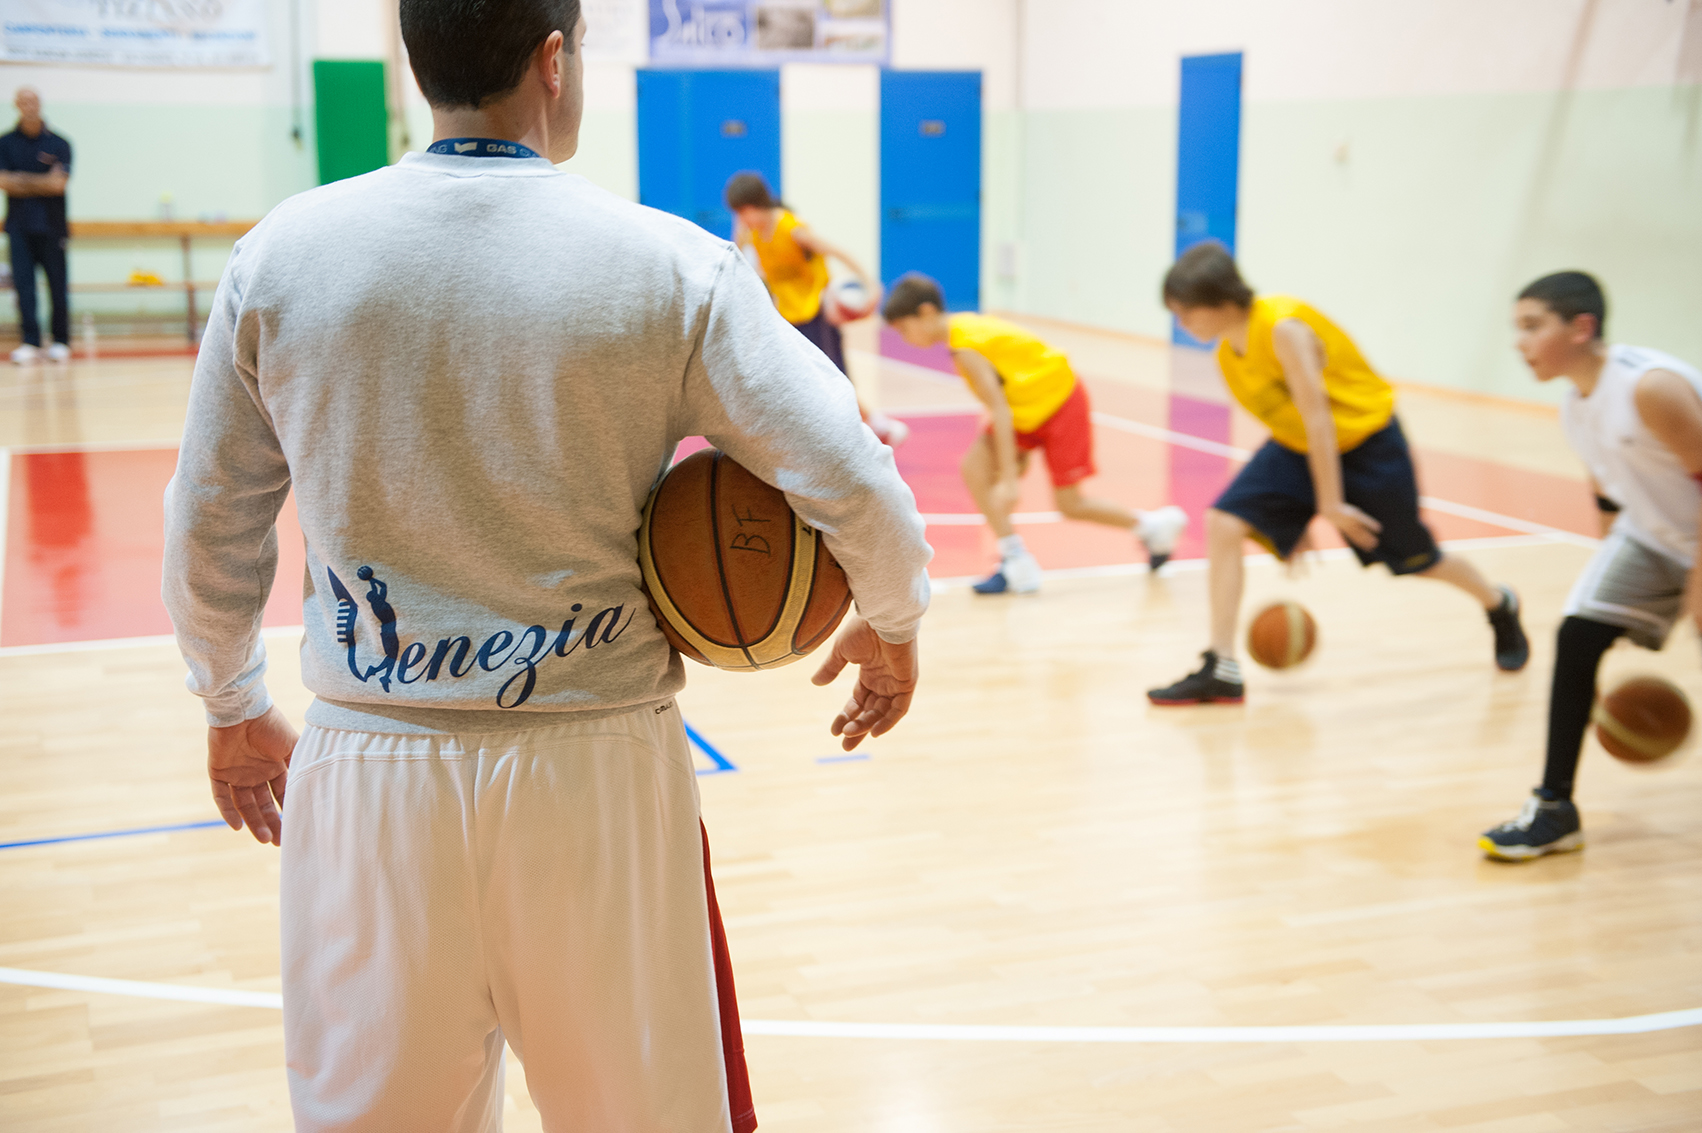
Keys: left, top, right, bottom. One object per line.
{"left": 725, "top": 173, "right": 905, "bottom": 446}
{"left": 882, "top": 272, "right": 1187, "bottom": 593}
{"left": 1147, "top": 243, "right": 1528, "bottom": 704}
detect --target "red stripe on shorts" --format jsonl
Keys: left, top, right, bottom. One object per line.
{"left": 702, "top": 821, "right": 758, "bottom": 1133}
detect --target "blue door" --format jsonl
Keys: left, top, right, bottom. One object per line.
{"left": 880, "top": 70, "right": 981, "bottom": 311}
{"left": 637, "top": 69, "right": 781, "bottom": 239}
{"left": 1173, "top": 52, "right": 1242, "bottom": 346}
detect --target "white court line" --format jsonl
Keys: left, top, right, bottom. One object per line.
{"left": 0, "top": 967, "right": 284, "bottom": 1009}
{"left": 893, "top": 404, "right": 1594, "bottom": 548}
{"left": 923, "top": 510, "right": 1063, "bottom": 526}
{"left": 0, "top": 438, "right": 181, "bottom": 454}
{"left": 1, "top": 966, "right": 1695, "bottom": 1042}
{"left": 0, "top": 623, "right": 303, "bottom": 660}
{"left": 927, "top": 533, "right": 1576, "bottom": 590}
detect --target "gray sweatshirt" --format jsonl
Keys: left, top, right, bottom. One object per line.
{"left": 163, "top": 151, "right": 932, "bottom": 733}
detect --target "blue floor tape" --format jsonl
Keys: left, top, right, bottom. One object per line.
{"left": 3, "top": 720, "right": 737, "bottom": 848}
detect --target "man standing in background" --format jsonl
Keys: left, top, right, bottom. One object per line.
{"left": 0, "top": 87, "right": 71, "bottom": 365}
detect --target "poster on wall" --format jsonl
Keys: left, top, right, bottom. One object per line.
{"left": 648, "top": 0, "right": 886, "bottom": 66}
{"left": 0, "top": 0, "right": 269, "bottom": 67}
{"left": 582, "top": 0, "right": 648, "bottom": 64}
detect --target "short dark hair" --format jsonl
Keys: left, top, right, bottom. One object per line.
{"left": 881, "top": 273, "right": 944, "bottom": 322}
{"left": 1162, "top": 241, "right": 1254, "bottom": 309}
{"left": 1518, "top": 271, "right": 1606, "bottom": 339}
{"left": 401, "top": 0, "right": 580, "bottom": 110}
{"left": 724, "top": 172, "right": 780, "bottom": 210}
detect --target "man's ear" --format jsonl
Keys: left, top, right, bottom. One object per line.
{"left": 537, "top": 29, "right": 565, "bottom": 97}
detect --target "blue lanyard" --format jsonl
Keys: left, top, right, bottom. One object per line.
{"left": 427, "top": 137, "right": 541, "bottom": 159}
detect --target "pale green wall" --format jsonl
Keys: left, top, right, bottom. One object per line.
{"left": 3, "top": 102, "right": 317, "bottom": 326}
{"left": 560, "top": 108, "right": 638, "bottom": 201}
{"left": 1002, "top": 85, "right": 1702, "bottom": 401}
{"left": 994, "top": 106, "right": 1173, "bottom": 338}
{"left": 1239, "top": 85, "right": 1702, "bottom": 401}
{"left": 782, "top": 108, "right": 879, "bottom": 281}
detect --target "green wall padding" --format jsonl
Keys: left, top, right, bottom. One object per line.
{"left": 313, "top": 60, "right": 388, "bottom": 185}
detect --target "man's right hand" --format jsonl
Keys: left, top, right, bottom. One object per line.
{"left": 208, "top": 705, "right": 298, "bottom": 846}
{"left": 810, "top": 616, "right": 918, "bottom": 751}
{"left": 1322, "top": 502, "right": 1382, "bottom": 551}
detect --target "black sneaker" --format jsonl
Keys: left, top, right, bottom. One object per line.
{"left": 1479, "top": 788, "right": 1583, "bottom": 861}
{"left": 1147, "top": 651, "right": 1245, "bottom": 705}
{"left": 1488, "top": 585, "right": 1530, "bottom": 672}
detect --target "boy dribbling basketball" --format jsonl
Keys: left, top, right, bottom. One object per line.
{"left": 725, "top": 172, "right": 906, "bottom": 446}
{"left": 1481, "top": 272, "right": 1702, "bottom": 861}
{"left": 882, "top": 272, "right": 1188, "bottom": 593}
{"left": 1147, "top": 243, "right": 1529, "bottom": 704}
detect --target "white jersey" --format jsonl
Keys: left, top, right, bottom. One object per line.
{"left": 1562, "top": 344, "right": 1702, "bottom": 566}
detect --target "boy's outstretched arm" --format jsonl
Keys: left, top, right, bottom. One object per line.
{"left": 792, "top": 226, "right": 877, "bottom": 294}
{"left": 1273, "top": 319, "right": 1382, "bottom": 552}
{"left": 954, "top": 348, "right": 1021, "bottom": 517}
{"left": 1633, "top": 369, "right": 1702, "bottom": 632}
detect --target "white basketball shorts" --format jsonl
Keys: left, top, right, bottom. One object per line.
{"left": 1563, "top": 530, "right": 1690, "bottom": 650}
{"left": 279, "top": 701, "right": 755, "bottom": 1132}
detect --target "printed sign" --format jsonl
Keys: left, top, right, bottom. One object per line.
{"left": 582, "top": 0, "right": 648, "bottom": 64}
{"left": 648, "top": 0, "right": 886, "bottom": 66}
{"left": 0, "top": 0, "right": 270, "bottom": 67}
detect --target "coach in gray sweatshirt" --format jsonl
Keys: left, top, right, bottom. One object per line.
{"left": 162, "top": 1, "right": 930, "bottom": 1128}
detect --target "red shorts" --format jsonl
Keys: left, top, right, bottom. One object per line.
{"left": 985, "top": 380, "right": 1096, "bottom": 488}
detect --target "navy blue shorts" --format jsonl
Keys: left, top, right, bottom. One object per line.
{"left": 791, "top": 307, "right": 847, "bottom": 375}
{"left": 1212, "top": 418, "right": 1441, "bottom": 575}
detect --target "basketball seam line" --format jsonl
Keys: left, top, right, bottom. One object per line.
{"left": 709, "top": 452, "right": 760, "bottom": 671}
{"left": 1590, "top": 702, "right": 1672, "bottom": 759}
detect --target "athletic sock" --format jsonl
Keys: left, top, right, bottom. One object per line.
{"left": 1213, "top": 654, "right": 1242, "bottom": 684}
{"left": 997, "top": 534, "right": 1028, "bottom": 560}
{"left": 1542, "top": 616, "right": 1625, "bottom": 800}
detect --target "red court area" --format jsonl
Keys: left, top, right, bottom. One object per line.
{"left": 3, "top": 392, "right": 1597, "bottom": 648}
{"left": 2, "top": 449, "right": 306, "bottom": 648}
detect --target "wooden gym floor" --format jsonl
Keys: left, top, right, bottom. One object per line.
{"left": 1, "top": 318, "right": 1698, "bottom": 1130}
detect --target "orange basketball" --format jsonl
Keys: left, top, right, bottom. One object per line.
{"left": 1246, "top": 601, "right": 1317, "bottom": 670}
{"left": 638, "top": 449, "right": 852, "bottom": 671}
{"left": 1593, "top": 676, "right": 1691, "bottom": 764}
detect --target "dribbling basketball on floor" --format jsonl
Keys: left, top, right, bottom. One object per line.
{"left": 1481, "top": 272, "right": 1702, "bottom": 861}
{"left": 882, "top": 272, "right": 1187, "bottom": 594}
{"left": 1147, "top": 243, "right": 1529, "bottom": 705}
{"left": 160, "top": 2, "right": 932, "bottom": 1128}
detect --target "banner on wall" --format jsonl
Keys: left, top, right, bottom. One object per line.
{"left": 0, "top": 0, "right": 269, "bottom": 68}
{"left": 583, "top": 0, "right": 649, "bottom": 64}
{"left": 648, "top": 0, "right": 886, "bottom": 66}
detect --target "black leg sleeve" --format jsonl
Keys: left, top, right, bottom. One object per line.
{"left": 1542, "top": 616, "right": 1626, "bottom": 799}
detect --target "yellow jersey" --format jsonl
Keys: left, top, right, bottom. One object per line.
{"left": 1217, "top": 295, "right": 1395, "bottom": 453}
{"left": 740, "top": 209, "right": 830, "bottom": 325}
{"left": 947, "top": 313, "right": 1078, "bottom": 433}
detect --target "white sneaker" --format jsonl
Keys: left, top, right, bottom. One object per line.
{"left": 1136, "top": 505, "right": 1189, "bottom": 571}
{"left": 1002, "top": 550, "right": 1043, "bottom": 594}
{"left": 10, "top": 344, "right": 38, "bottom": 365}
{"left": 867, "top": 412, "right": 910, "bottom": 448}
{"left": 45, "top": 342, "right": 70, "bottom": 363}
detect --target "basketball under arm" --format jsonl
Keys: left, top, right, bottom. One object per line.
{"left": 685, "top": 250, "right": 932, "bottom": 644}
{"left": 163, "top": 253, "right": 294, "bottom": 726}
